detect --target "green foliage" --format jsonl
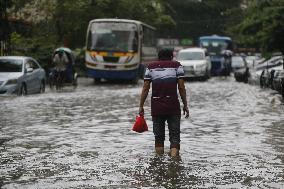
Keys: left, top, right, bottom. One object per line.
{"left": 6, "top": 0, "right": 175, "bottom": 70}
{"left": 6, "top": 0, "right": 284, "bottom": 60}
{"left": 10, "top": 31, "right": 56, "bottom": 68}
{"left": 232, "top": 0, "right": 284, "bottom": 53}
{"left": 162, "top": 0, "right": 242, "bottom": 41}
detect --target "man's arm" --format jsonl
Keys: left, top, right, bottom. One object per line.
{"left": 177, "top": 78, "right": 189, "bottom": 118}
{"left": 139, "top": 80, "right": 151, "bottom": 116}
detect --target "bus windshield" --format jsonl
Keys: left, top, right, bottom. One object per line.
{"left": 200, "top": 39, "right": 232, "bottom": 55}
{"left": 87, "top": 22, "right": 138, "bottom": 52}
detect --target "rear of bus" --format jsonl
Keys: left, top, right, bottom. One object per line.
{"left": 85, "top": 19, "right": 141, "bottom": 82}
{"left": 199, "top": 35, "right": 233, "bottom": 76}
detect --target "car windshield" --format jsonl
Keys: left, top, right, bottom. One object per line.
{"left": 232, "top": 56, "right": 245, "bottom": 67}
{"left": 87, "top": 22, "right": 138, "bottom": 52}
{"left": 0, "top": 59, "right": 23, "bottom": 72}
{"left": 177, "top": 51, "right": 204, "bottom": 61}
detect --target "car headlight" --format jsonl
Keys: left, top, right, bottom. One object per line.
{"left": 6, "top": 79, "right": 18, "bottom": 85}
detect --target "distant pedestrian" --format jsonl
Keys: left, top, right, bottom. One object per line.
{"left": 53, "top": 49, "right": 69, "bottom": 72}
{"left": 138, "top": 48, "right": 189, "bottom": 157}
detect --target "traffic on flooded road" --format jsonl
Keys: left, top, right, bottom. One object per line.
{"left": 1, "top": 77, "right": 283, "bottom": 188}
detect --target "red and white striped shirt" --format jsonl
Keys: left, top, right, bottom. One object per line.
{"left": 144, "top": 60, "right": 184, "bottom": 116}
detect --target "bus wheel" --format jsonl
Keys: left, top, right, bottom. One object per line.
{"left": 94, "top": 78, "right": 101, "bottom": 83}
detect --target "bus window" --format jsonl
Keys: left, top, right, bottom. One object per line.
{"left": 87, "top": 22, "right": 138, "bottom": 52}
{"left": 143, "top": 26, "right": 155, "bottom": 47}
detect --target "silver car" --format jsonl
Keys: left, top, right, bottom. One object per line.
{"left": 0, "top": 56, "right": 46, "bottom": 95}
{"left": 176, "top": 47, "right": 211, "bottom": 80}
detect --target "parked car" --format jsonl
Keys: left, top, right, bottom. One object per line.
{"left": 176, "top": 47, "right": 211, "bottom": 80}
{"left": 247, "top": 54, "right": 282, "bottom": 87}
{"left": 232, "top": 56, "right": 246, "bottom": 72}
{"left": 259, "top": 55, "right": 283, "bottom": 88}
{"left": 245, "top": 55, "right": 262, "bottom": 68}
{"left": 232, "top": 56, "right": 250, "bottom": 83}
{"left": 0, "top": 56, "right": 46, "bottom": 95}
{"left": 271, "top": 69, "right": 284, "bottom": 96}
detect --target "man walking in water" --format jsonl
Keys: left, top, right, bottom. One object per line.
{"left": 139, "top": 49, "right": 189, "bottom": 157}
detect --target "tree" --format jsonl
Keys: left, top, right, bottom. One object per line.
{"left": 161, "top": 0, "right": 242, "bottom": 43}
{"left": 6, "top": 0, "right": 174, "bottom": 68}
{"left": 232, "top": 0, "right": 284, "bottom": 54}
{"left": 0, "top": 0, "right": 13, "bottom": 55}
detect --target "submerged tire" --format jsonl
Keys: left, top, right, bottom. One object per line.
{"left": 260, "top": 71, "right": 265, "bottom": 88}
{"left": 40, "top": 80, "right": 45, "bottom": 93}
{"left": 18, "top": 84, "right": 27, "bottom": 96}
{"left": 73, "top": 76, "right": 78, "bottom": 89}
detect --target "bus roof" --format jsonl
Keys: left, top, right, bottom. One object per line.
{"left": 199, "top": 35, "right": 232, "bottom": 41}
{"left": 89, "top": 18, "right": 156, "bottom": 30}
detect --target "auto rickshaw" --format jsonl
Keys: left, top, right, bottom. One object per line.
{"left": 48, "top": 47, "right": 78, "bottom": 90}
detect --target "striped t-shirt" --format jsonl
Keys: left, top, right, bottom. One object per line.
{"left": 144, "top": 60, "right": 185, "bottom": 116}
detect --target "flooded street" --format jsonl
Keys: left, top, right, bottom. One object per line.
{"left": 0, "top": 77, "right": 284, "bottom": 188}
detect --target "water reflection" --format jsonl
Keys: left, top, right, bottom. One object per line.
{"left": 0, "top": 77, "right": 284, "bottom": 188}
{"left": 145, "top": 155, "right": 191, "bottom": 188}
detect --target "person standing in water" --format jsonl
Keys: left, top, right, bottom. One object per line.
{"left": 138, "top": 48, "right": 189, "bottom": 157}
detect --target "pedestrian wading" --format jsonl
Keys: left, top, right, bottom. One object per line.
{"left": 139, "top": 49, "right": 189, "bottom": 157}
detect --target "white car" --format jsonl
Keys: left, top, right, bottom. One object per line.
{"left": 0, "top": 56, "right": 46, "bottom": 95}
{"left": 176, "top": 47, "right": 211, "bottom": 80}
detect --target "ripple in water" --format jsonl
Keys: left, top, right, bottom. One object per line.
{"left": 0, "top": 77, "right": 284, "bottom": 188}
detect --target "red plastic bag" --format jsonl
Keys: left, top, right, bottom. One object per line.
{"left": 132, "top": 115, "right": 148, "bottom": 133}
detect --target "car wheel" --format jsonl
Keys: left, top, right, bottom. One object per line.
{"left": 72, "top": 75, "right": 78, "bottom": 89}
{"left": 207, "top": 69, "right": 211, "bottom": 79}
{"left": 18, "top": 84, "right": 27, "bottom": 96}
{"left": 48, "top": 73, "right": 56, "bottom": 90}
{"left": 244, "top": 73, "right": 249, "bottom": 83}
{"left": 260, "top": 71, "right": 265, "bottom": 88}
{"left": 40, "top": 80, "right": 45, "bottom": 93}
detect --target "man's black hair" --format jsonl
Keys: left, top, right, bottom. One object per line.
{"left": 158, "top": 48, "right": 173, "bottom": 60}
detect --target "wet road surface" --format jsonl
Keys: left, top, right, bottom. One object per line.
{"left": 0, "top": 77, "right": 284, "bottom": 188}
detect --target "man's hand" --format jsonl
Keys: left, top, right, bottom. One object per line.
{"left": 139, "top": 107, "right": 144, "bottom": 116}
{"left": 183, "top": 106, "right": 189, "bottom": 118}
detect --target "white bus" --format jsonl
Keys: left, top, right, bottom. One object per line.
{"left": 85, "top": 18, "right": 157, "bottom": 83}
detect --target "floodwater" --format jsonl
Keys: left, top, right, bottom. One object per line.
{"left": 0, "top": 77, "right": 284, "bottom": 189}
